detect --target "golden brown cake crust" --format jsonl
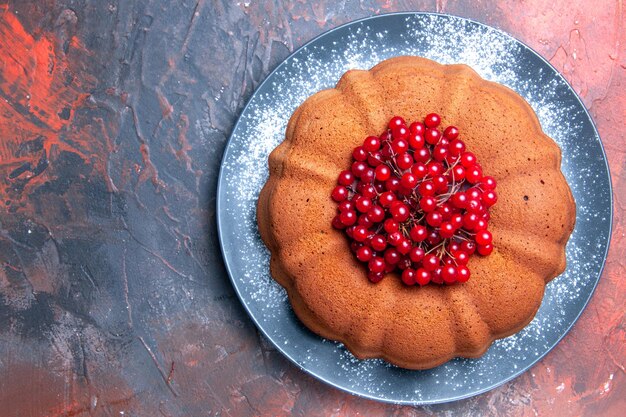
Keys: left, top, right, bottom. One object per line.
{"left": 257, "top": 56, "right": 576, "bottom": 370}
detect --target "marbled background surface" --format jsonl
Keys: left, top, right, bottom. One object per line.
{"left": 0, "top": 1, "right": 623, "bottom": 416}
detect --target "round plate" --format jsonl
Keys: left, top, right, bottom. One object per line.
{"left": 217, "top": 13, "right": 612, "bottom": 404}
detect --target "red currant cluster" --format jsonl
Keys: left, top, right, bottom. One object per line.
{"left": 331, "top": 114, "right": 497, "bottom": 286}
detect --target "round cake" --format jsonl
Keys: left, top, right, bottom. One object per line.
{"left": 257, "top": 56, "right": 576, "bottom": 370}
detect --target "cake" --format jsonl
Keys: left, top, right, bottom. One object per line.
{"left": 257, "top": 56, "right": 576, "bottom": 370}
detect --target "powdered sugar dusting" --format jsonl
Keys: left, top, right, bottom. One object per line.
{"left": 218, "top": 13, "right": 611, "bottom": 404}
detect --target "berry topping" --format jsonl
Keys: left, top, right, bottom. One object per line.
{"left": 331, "top": 115, "right": 497, "bottom": 286}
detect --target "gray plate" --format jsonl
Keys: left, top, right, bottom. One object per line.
{"left": 217, "top": 13, "right": 612, "bottom": 405}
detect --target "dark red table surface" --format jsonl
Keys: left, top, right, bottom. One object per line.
{"left": 0, "top": 1, "right": 623, "bottom": 416}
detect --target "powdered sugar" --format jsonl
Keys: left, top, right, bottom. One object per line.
{"left": 218, "top": 13, "right": 611, "bottom": 404}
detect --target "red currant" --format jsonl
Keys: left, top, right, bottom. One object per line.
{"left": 425, "top": 128, "right": 441, "bottom": 145}
{"left": 415, "top": 268, "right": 431, "bottom": 286}
{"left": 401, "top": 268, "right": 416, "bottom": 285}
{"left": 368, "top": 257, "right": 385, "bottom": 273}
{"left": 424, "top": 113, "right": 441, "bottom": 128}
{"left": 331, "top": 185, "right": 348, "bottom": 202}
{"left": 443, "top": 125, "right": 459, "bottom": 140}
{"left": 388, "top": 116, "right": 406, "bottom": 129}
{"left": 442, "top": 265, "right": 457, "bottom": 283}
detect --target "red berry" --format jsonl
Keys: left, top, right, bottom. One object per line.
{"left": 442, "top": 265, "right": 457, "bottom": 283}
{"left": 451, "top": 213, "right": 464, "bottom": 229}
{"left": 467, "top": 187, "right": 482, "bottom": 200}
{"left": 409, "top": 133, "right": 424, "bottom": 149}
{"left": 453, "top": 250, "right": 469, "bottom": 265}
{"left": 482, "top": 190, "right": 498, "bottom": 207}
{"left": 431, "top": 267, "right": 443, "bottom": 284}
{"left": 384, "top": 248, "right": 401, "bottom": 264}
{"left": 460, "top": 152, "right": 477, "bottom": 168}
{"left": 332, "top": 215, "right": 345, "bottom": 229}
{"left": 467, "top": 199, "right": 483, "bottom": 214}
{"left": 414, "top": 147, "right": 430, "bottom": 163}
{"left": 423, "top": 254, "right": 440, "bottom": 271}
{"left": 438, "top": 203, "right": 453, "bottom": 219}
{"left": 367, "top": 205, "right": 385, "bottom": 222}
{"left": 411, "top": 162, "right": 428, "bottom": 179}
{"left": 456, "top": 266, "right": 470, "bottom": 282}
{"left": 432, "top": 175, "right": 448, "bottom": 193}
{"left": 331, "top": 185, "right": 348, "bottom": 202}
{"left": 381, "top": 142, "right": 394, "bottom": 159}
{"left": 397, "top": 239, "right": 412, "bottom": 255}
{"left": 356, "top": 246, "right": 373, "bottom": 262}
{"left": 449, "top": 139, "right": 465, "bottom": 157}
{"left": 396, "top": 152, "right": 413, "bottom": 170}
{"left": 425, "top": 128, "right": 441, "bottom": 145}
{"left": 391, "top": 138, "right": 409, "bottom": 153}
{"left": 474, "top": 219, "right": 488, "bottom": 231}
{"left": 394, "top": 256, "right": 409, "bottom": 270}
{"left": 384, "top": 218, "right": 399, "bottom": 233}
{"left": 375, "top": 165, "right": 390, "bottom": 181}
{"left": 338, "top": 170, "right": 354, "bottom": 186}
{"left": 409, "top": 246, "right": 425, "bottom": 262}
{"left": 461, "top": 241, "right": 476, "bottom": 255}
{"left": 401, "top": 268, "right": 416, "bottom": 285}
{"left": 477, "top": 244, "right": 493, "bottom": 256}
{"left": 353, "top": 146, "right": 367, "bottom": 161}
{"left": 371, "top": 234, "right": 387, "bottom": 251}
{"left": 439, "top": 222, "right": 455, "bottom": 238}
{"left": 379, "top": 191, "right": 396, "bottom": 207}
{"left": 424, "top": 113, "right": 441, "bottom": 128}
{"left": 427, "top": 161, "right": 444, "bottom": 177}
{"left": 360, "top": 213, "right": 376, "bottom": 228}
{"left": 391, "top": 126, "right": 409, "bottom": 141}
{"left": 426, "top": 211, "right": 443, "bottom": 227}
{"left": 367, "top": 152, "right": 383, "bottom": 167}
{"left": 368, "top": 257, "right": 385, "bottom": 273}
{"left": 390, "top": 202, "right": 410, "bottom": 222}
{"left": 353, "top": 225, "right": 369, "bottom": 242}
{"left": 451, "top": 165, "right": 465, "bottom": 181}
{"left": 363, "top": 136, "right": 381, "bottom": 152}
{"left": 463, "top": 212, "right": 479, "bottom": 229}
{"left": 338, "top": 200, "right": 353, "bottom": 212}
{"left": 451, "top": 192, "right": 468, "bottom": 208}
{"left": 339, "top": 210, "right": 357, "bottom": 226}
{"left": 368, "top": 271, "right": 384, "bottom": 283}
{"left": 443, "top": 125, "right": 459, "bottom": 140}
{"left": 351, "top": 161, "right": 367, "bottom": 177}
{"left": 481, "top": 176, "right": 497, "bottom": 190}
{"left": 385, "top": 177, "right": 400, "bottom": 192}
{"left": 361, "top": 168, "right": 375, "bottom": 183}
{"left": 427, "top": 230, "right": 442, "bottom": 246}
{"left": 409, "top": 121, "right": 425, "bottom": 135}
{"left": 448, "top": 241, "right": 461, "bottom": 252}
{"left": 420, "top": 196, "right": 437, "bottom": 212}
{"left": 410, "top": 225, "right": 428, "bottom": 242}
{"left": 433, "top": 145, "right": 448, "bottom": 161}
{"left": 475, "top": 231, "right": 492, "bottom": 246}
{"left": 466, "top": 164, "right": 483, "bottom": 184}
{"left": 355, "top": 196, "right": 372, "bottom": 213}
{"left": 361, "top": 184, "right": 376, "bottom": 198}
{"left": 401, "top": 173, "right": 418, "bottom": 189}
{"left": 337, "top": 116, "right": 496, "bottom": 286}
{"left": 415, "top": 268, "right": 431, "bottom": 286}
{"left": 388, "top": 116, "right": 406, "bottom": 129}
{"left": 387, "top": 231, "right": 403, "bottom": 246}
{"left": 417, "top": 181, "right": 435, "bottom": 196}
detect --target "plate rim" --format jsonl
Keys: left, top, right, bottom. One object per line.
{"left": 216, "top": 11, "right": 614, "bottom": 405}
